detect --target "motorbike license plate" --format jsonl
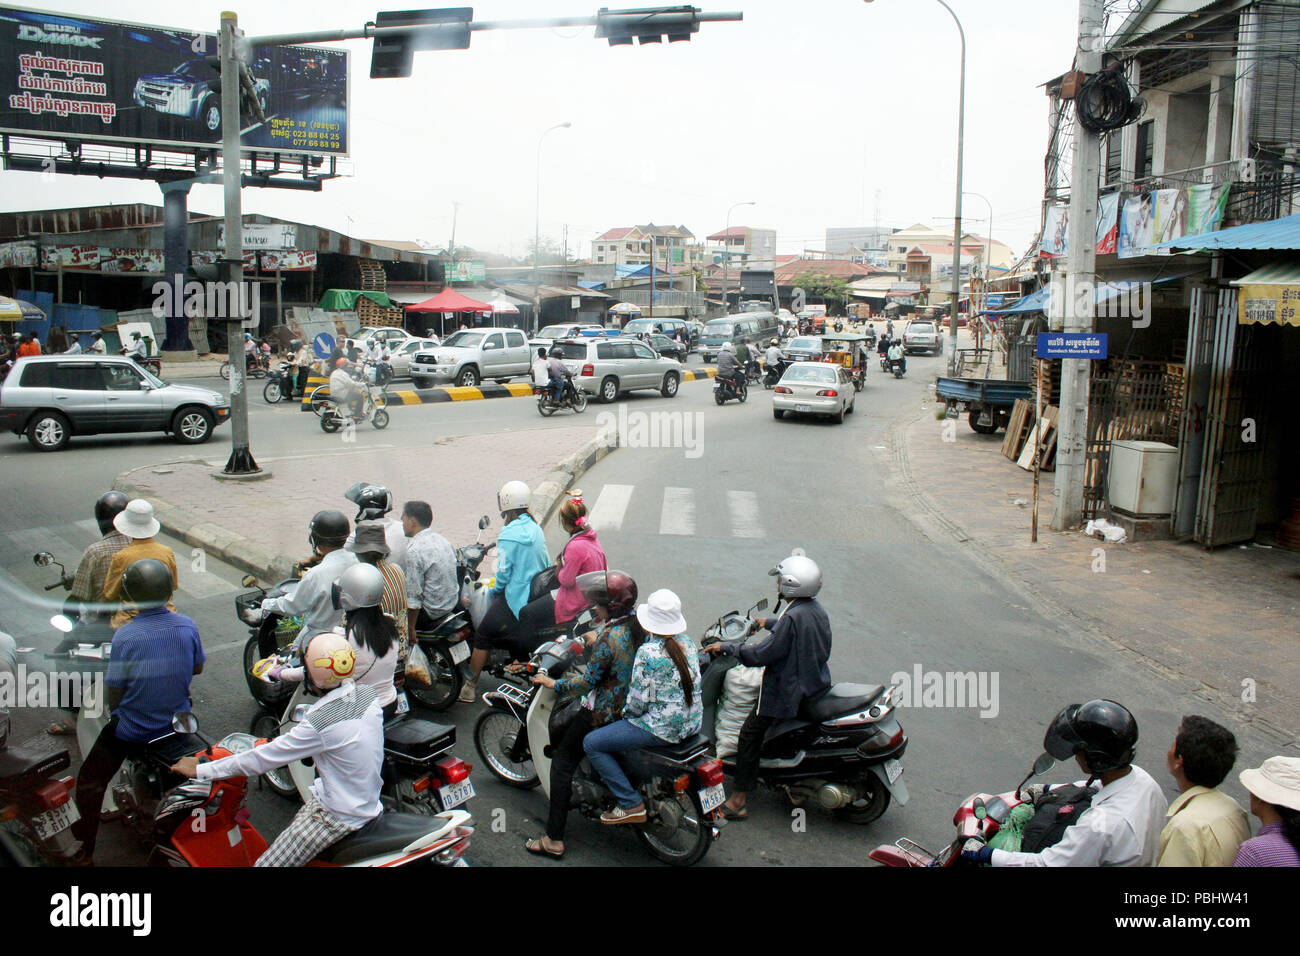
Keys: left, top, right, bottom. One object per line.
{"left": 439, "top": 778, "right": 476, "bottom": 810}
{"left": 699, "top": 783, "right": 726, "bottom": 814}
{"left": 32, "top": 801, "right": 79, "bottom": 841}
{"left": 884, "top": 758, "right": 903, "bottom": 784}
{"left": 795, "top": 404, "right": 811, "bottom": 413}
{"left": 394, "top": 692, "right": 410, "bottom": 716}
{"left": 712, "top": 381, "right": 720, "bottom": 389}
{"left": 448, "top": 641, "right": 470, "bottom": 665}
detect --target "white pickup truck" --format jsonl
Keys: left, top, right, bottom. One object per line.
{"left": 410, "top": 328, "right": 532, "bottom": 388}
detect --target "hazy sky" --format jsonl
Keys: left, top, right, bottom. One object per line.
{"left": 0, "top": 0, "right": 1080, "bottom": 261}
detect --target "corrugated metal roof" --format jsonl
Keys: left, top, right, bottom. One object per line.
{"left": 1230, "top": 263, "right": 1300, "bottom": 286}
{"left": 1149, "top": 213, "right": 1300, "bottom": 252}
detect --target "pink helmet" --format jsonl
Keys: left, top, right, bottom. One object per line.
{"left": 304, "top": 632, "right": 356, "bottom": 692}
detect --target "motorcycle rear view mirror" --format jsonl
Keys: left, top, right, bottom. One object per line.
{"left": 1033, "top": 753, "right": 1056, "bottom": 776}
{"left": 171, "top": 712, "right": 199, "bottom": 735}
{"left": 240, "top": 574, "right": 258, "bottom": 588}
{"left": 972, "top": 796, "right": 987, "bottom": 820}
{"left": 478, "top": 515, "right": 490, "bottom": 530}
{"left": 49, "top": 614, "right": 74, "bottom": 633}
{"left": 33, "top": 551, "right": 53, "bottom": 567}
{"left": 755, "top": 598, "right": 768, "bottom": 612}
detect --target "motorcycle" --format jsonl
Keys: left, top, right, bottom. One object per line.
{"left": 762, "top": 358, "right": 790, "bottom": 390}
{"left": 121, "top": 349, "right": 163, "bottom": 377}
{"left": 407, "top": 516, "right": 498, "bottom": 711}
{"left": 698, "top": 598, "right": 909, "bottom": 825}
{"left": 149, "top": 713, "right": 474, "bottom": 867}
{"left": 262, "top": 362, "right": 294, "bottom": 403}
{"left": 219, "top": 356, "right": 267, "bottom": 380}
{"left": 744, "top": 358, "right": 762, "bottom": 386}
{"left": 535, "top": 374, "right": 589, "bottom": 416}
{"left": 474, "top": 629, "right": 725, "bottom": 866}
{"left": 889, "top": 358, "right": 906, "bottom": 379}
{"left": 319, "top": 374, "right": 390, "bottom": 432}
{"left": 869, "top": 753, "right": 1057, "bottom": 867}
{"left": 713, "top": 372, "right": 748, "bottom": 405}
{"left": 236, "top": 575, "right": 304, "bottom": 711}
{"left": 248, "top": 680, "right": 476, "bottom": 817}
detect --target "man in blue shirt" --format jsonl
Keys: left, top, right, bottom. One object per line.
{"left": 71, "top": 558, "right": 204, "bottom": 861}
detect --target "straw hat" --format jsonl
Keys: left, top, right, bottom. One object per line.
{"left": 1240, "top": 756, "right": 1300, "bottom": 811}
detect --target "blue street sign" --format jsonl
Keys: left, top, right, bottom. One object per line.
{"left": 986, "top": 293, "right": 1005, "bottom": 308}
{"left": 1036, "top": 332, "right": 1108, "bottom": 359}
{"left": 313, "top": 332, "right": 336, "bottom": 358}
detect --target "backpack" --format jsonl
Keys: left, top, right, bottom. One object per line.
{"left": 1019, "top": 784, "right": 1098, "bottom": 853}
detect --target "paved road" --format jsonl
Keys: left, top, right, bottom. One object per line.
{"left": 0, "top": 347, "right": 1279, "bottom": 867}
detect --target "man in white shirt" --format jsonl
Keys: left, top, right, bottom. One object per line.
{"left": 968, "top": 699, "right": 1168, "bottom": 867}
{"left": 173, "top": 632, "right": 383, "bottom": 866}
{"left": 532, "top": 347, "right": 550, "bottom": 389}
{"left": 886, "top": 340, "right": 905, "bottom": 374}
{"left": 64, "top": 333, "right": 84, "bottom": 355}
{"left": 259, "top": 510, "right": 357, "bottom": 636}
{"left": 85, "top": 332, "right": 107, "bottom": 354}
{"left": 329, "top": 357, "right": 364, "bottom": 419}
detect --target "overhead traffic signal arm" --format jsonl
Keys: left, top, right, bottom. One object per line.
{"left": 594, "top": 5, "right": 702, "bottom": 44}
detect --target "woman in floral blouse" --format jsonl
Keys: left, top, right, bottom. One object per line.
{"left": 582, "top": 588, "right": 702, "bottom": 826}
{"left": 525, "top": 571, "right": 642, "bottom": 859}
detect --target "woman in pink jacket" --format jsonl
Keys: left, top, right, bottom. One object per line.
{"left": 511, "top": 494, "right": 607, "bottom": 659}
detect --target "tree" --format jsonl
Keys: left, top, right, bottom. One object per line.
{"left": 523, "top": 235, "right": 567, "bottom": 267}
{"left": 791, "top": 269, "right": 849, "bottom": 313}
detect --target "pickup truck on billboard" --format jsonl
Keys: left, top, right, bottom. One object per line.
{"left": 133, "top": 58, "right": 269, "bottom": 133}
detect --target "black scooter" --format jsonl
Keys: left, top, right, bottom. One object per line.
{"left": 762, "top": 359, "right": 791, "bottom": 390}
{"left": 713, "top": 372, "right": 748, "bottom": 405}
{"left": 699, "top": 598, "right": 909, "bottom": 824}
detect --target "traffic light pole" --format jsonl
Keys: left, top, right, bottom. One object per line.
{"left": 221, "top": 11, "right": 258, "bottom": 476}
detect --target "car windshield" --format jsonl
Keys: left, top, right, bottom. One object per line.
{"left": 782, "top": 365, "right": 836, "bottom": 384}
{"left": 550, "top": 342, "right": 588, "bottom": 360}
{"left": 789, "top": 337, "right": 821, "bottom": 351}
{"left": 704, "top": 321, "right": 734, "bottom": 338}
{"left": 536, "top": 327, "right": 569, "bottom": 339}
{"left": 171, "top": 60, "right": 204, "bottom": 77}
{"left": 442, "top": 330, "right": 486, "bottom": 348}
{"left": 909, "top": 322, "right": 935, "bottom": 332}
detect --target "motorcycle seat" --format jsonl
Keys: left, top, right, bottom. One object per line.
{"left": 383, "top": 717, "right": 456, "bottom": 762}
{"left": 0, "top": 743, "right": 70, "bottom": 782}
{"left": 640, "top": 733, "right": 711, "bottom": 763}
{"left": 314, "top": 812, "right": 449, "bottom": 865}
{"left": 798, "top": 683, "right": 885, "bottom": 723}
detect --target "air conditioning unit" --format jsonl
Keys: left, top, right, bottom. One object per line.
{"left": 1108, "top": 440, "right": 1178, "bottom": 516}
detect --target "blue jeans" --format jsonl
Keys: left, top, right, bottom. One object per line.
{"left": 583, "top": 718, "right": 668, "bottom": 809}
{"left": 549, "top": 375, "right": 565, "bottom": 401}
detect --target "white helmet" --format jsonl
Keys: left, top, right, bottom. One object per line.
{"left": 498, "top": 480, "right": 532, "bottom": 513}
{"left": 303, "top": 631, "right": 356, "bottom": 693}
{"left": 722, "top": 342, "right": 735, "bottom": 353}
{"left": 769, "top": 554, "right": 822, "bottom": 599}
{"left": 332, "top": 563, "right": 385, "bottom": 612}
{"left": 770, "top": 339, "right": 779, "bottom": 347}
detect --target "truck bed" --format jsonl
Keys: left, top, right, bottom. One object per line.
{"left": 935, "top": 376, "right": 1033, "bottom": 406}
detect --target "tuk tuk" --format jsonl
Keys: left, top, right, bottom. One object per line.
{"left": 818, "top": 331, "right": 870, "bottom": 392}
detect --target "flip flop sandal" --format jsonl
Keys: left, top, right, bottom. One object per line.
{"left": 717, "top": 805, "right": 748, "bottom": 821}
{"left": 523, "top": 838, "right": 564, "bottom": 860}
{"left": 47, "top": 721, "right": 77, "bottom": 736}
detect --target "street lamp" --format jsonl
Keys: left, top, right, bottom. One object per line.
{"left": 722, "top": 200, "right": 755, "bottom": 315}
{"left": 864, "top": 0, "right": 964, "bottom": 373}
{"left": 533, "top": 121, "right": 571, "bottom": 334}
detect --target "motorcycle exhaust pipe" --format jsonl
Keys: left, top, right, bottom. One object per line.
{"left": 815, "top": 781, "right": 858, "bottom": 810}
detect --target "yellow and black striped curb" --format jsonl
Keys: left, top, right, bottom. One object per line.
{"left": 298, "top": 366, "right": 717, "bottom": 410}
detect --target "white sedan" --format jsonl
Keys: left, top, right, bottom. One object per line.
{"left": 772, "top": 362, "right": 856, "bottom": 424}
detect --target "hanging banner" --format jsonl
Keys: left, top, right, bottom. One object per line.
{"left": 445, "top": 260, "right": 486, "bottom": 282}
{"left": 41, "top": 244, "right": 103, "bottom": 268}
{"left": 1119, "top": 183, "right": 1230, "bottom": 258}
{"left": 1040, "top": 195, "right": 1120, "bottom": 258}
{"left": 1097, "top": 193, "right": 1120, "bottom": 254}
{"left": 192, "top": 249, "right": 258, "bottom": 269}
{"left": 260, "top": 249, "right": 316, "bottom": 271}
{"left": 0, "top": 239, "right": 36, "bottom": 266}
{"left": 218, "top": 223, "right": 298, "bottom": 250}
{"left": 1238, "top": 281, "right": 1300, "bottom": 327}
{"left": 101, "top": 248, "right": 163, "bottom": 272}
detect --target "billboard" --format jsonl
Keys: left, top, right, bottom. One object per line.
{"left": 0, "top": 6, "right": 349, "bottom": 155}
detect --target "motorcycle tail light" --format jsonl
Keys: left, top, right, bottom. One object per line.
{"left": 581, "top": 363, "right": 595, "bottom": 377}
{"left": 412, "top": 775, "right": 433, "bottom": 794}
{"left": 454, "top": 626, "right": 471, "bottom": 643}
{"left": 817, "top": 389, "right": 838, "bottom": 397}
{"left": 673, "top": 775, "right": 690, "bottom": 792}
{"left": 695, "top": 759, "right": 725, "bottom": 789}
{"left": 0, "top": 804, "right": 17, "bottom": 823}
{"left": 436, "top": 757, "right": 471, "bottom": 784}
{"left": 33, "top": 779, "right": 71, "bottom": 811}
{"left": 774, "top": 386, "right": 792, "bottom": 394}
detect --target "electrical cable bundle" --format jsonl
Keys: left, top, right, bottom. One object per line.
{"left": 1075, "top": 67, "right": 1144, "bottom": 133}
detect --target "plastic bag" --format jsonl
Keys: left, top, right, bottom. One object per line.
{"left": 715, "top": 664, "right": 763, "bottom": 760}
{"left": 405, "top": 643, "right": 432, "bottom": 686}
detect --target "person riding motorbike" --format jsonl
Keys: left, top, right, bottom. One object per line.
{"left": 887, "top": 339, "right": 905, "bottom": 374}
{"left": 343, "top": 482, "right": 408, "bottom": 573}
{"left": 256, "top": 511, "right": 357, "bottom": 636}
{"left": 705, "top": 554, "right": 832, "bottom": 820}
{"left": 460, "top": 482, "right": 550, "bottom": 703}
{"left": 172, "top": 632, "right": 385, "bottom": 867}
{"left": 525, "top": 570, "right": 642, "bottom": 859}
{"left": 86, "top": 331, "right": 107, "bottom": 355}
{"left": 764, "top": 339, "right": 787, "bottom": 383}
{"left": 716, "top": 342, "right": 743, "bottom": 392}
{"left": 71, "top": 558, "right": 205, "bottom": 862}
{"left": 546, "top": 347, "right": 569, "bottom": 404}
{"left": 583, "top": 588, "right": 702, "bottom": 825}
{"left": 123, "top": 331, "right": 149, "bottom": 363}
{"left": 512, "top": 493, "right": 607, "bottom": 659}
{"left": 287, "top": 339, "right": 311, "bottom": 399}
{"left": 962, "top": 699, "right": 1168, "bottom": 867}
{"left": 329, "top": 357, "right": 365, "bottom": 419}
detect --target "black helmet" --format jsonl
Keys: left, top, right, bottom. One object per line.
{"left": 343, "top": 482, "right": 392, "bottom": 521}
{"left": 290, "top": 339, "right": 303, "bottom": 350}
{"left": 121, "top": 558, "right": 173, "bottom": 609}
{"left": 94, "top": 490, "right": 129, "bottom": 536}
{"left": 1044, "top": 700, "right": 1138, "bottom": 774}
{"left": 576, "top": 569, "right": 637, "bottom": 618}
{"left": 309, "top": 510, "right": 350, "bottom": 550}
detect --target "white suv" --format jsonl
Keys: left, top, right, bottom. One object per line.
{"left": 549, "top": 337, "right": 683, "bottom": 403}
{"left": 903, "top": 320, "right": 941, "bottom": 355}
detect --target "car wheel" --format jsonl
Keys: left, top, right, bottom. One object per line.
{"left": 172, "top": 407, "right": 214, "bottom": 444}
{"left": 201, "top": 97, "right": 221, "bottom": 132}
{"left": 411, "top": 376, "right": 431, "bottom": 390}
{"left": 456, "top": 367, "right": 480, "bottom": 388}
{"left": 599, "top": 376, "right": 619, "bottom": 403}
{"left": 773, "top": 409, "right": 783, "bottom": 420}
{"left": 847, "top": 399, "right": 856, "bottom": 414}
{"left": 834, "top": 406, "right": 845, "bottom": 424}
{"left": 661, "top": 373, "right": 679, "bottom": 398}
{"left": 26, "top": 411, "right": 70, "bottom": 451}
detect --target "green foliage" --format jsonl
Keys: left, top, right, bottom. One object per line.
{"left": 792, "top": 269, "right": 850, "bottom": 312}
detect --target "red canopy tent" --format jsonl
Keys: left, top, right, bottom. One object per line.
{"left": 405, "top": 288, "right": 493, "bottom": 337}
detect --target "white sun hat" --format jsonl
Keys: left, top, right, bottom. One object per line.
{"left": 113, "top": 498, "right": 161, "bottom": 539}
{"left": 636, "top": 588, "right": 687, "bottom": 636}
{"left": 1240, "top": 756, "right": 1300, "bottom": 812}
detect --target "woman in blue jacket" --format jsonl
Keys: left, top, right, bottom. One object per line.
{"left": 460, "top": 480, "right": 550, "bottom": 702}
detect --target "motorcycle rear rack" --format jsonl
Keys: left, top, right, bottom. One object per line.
{"left": 893, "top": 837, "right": 935, "bottom": 861}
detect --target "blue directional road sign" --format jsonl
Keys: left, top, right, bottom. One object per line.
{"left": 1036, "top": 332, "right": 1108, "bottom": 359}
{"left": 313, "top": 332, "right": 336, "bottom": 358}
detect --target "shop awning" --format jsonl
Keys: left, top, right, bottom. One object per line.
{"left": 405, "top": 288, "right": 493, "bottom": 313}
{"left": 1231, "top": 262, "right": 1300, "bottom": 327}
{"left": 317, "top": 289, "right": 394, "bottom": 310}
{"left": 1147, "top": 212, "right": 1300, "bottom": 252}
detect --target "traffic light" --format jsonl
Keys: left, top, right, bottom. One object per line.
{"left": 371, "top": 8, "right": 473, "bottom": 79}
{"left": 204, "top": 55, "right": 267, "bottom": 125}
{"left": 594, "top": 5, "right": 701, "bottom": 45}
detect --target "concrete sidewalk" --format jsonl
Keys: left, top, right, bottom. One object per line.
{"left": 113, "top": 424, "right": 618, "bottom": 581}
{"left": 894, "top": 408, "right": 1300, "bottom": 746}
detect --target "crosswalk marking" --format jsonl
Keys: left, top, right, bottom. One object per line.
{"left": 726, "top": 490, "right": 765, "bottom": 538}
{"left": 588, "top": 483, "right": 634, "bottom": 532}
{"left": 659, "top": 487, "right": 696, "bottom": 536}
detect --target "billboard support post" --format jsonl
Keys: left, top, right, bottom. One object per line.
{"left": 160, "top": 182, "right": 194, "bottom": 354}
{"left": 221, "top": 11, "right": 259, "bottom": 476}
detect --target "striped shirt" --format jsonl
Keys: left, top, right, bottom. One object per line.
{"left": 106, "top": 607, "right": 205, "bottom": 743}
{"left": 1233, "top": 823, "right": 1300, "bottom": 867}
{"left": 374, "top": 559, "right": 409, "bottom": 662}
{"left": 70, "top": 531, "right": 131, "bottom": 610}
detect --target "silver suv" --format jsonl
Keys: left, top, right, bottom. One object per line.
{"left": 410, "top": 328, "right": 532, "bottom": 388}
{"left": 0, "top": 355, "right": 230, "bottom": 452}
{"left": 549, "top": 337, "right": 682, "bottom": 403}
{"left": 902, "top": 320, "right": 940, "bottom": 355}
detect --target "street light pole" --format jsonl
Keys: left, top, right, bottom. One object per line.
{"left": 533, "top": 121, "right": 571, "bottom": 335}
{"left": 962, "top": 190, "right": 993, "bottom": 316}
{"left": 723, "top": 200, "right": 755, "bottom": 315}
{"left": 935, "top": 0, "right": 966, "bottom": 375}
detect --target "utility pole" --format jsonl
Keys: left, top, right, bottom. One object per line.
{"left": 449, "top": 201, "right": 460, "bottom": 263}
{"left": 1052, "top": 0, "right": 1105, "bottom": 531}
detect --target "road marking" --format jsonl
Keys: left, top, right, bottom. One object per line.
{"left": 204, "top": 639, "right": 247, "bottom": 656}
{"left": 588, "top": 483, "right": 634, "bottom": 532}
{"left": 177, "top": 567, "right": 238, "bottom": 600}
{"left": 726, "top": 490, "right": 765, "bottom": 538}
{"left": 660, "top": 487, "right": 696, "bottom": 536}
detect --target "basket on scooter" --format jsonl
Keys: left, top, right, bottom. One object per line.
{"left": 382, "top": 718, "right": 457, "bottom": 766}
